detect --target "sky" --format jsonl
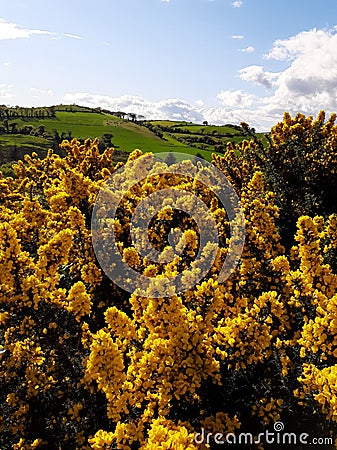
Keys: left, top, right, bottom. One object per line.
{"left": 1, "top": 0, "right": 337, "bottom": 130}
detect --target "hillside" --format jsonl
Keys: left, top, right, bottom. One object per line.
{"left": 0, "top": 104, "right": 262, "bottom": 171}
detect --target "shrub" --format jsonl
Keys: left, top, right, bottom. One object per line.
{"left": 0, "top": 115, "right": 336, "bottom": 448}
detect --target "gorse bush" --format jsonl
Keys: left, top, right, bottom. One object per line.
{"left": 0, "top": 112, "right": 336, "bottom": 449}
{"left": 214, "top": 111, "right": 337, "bottom": 249}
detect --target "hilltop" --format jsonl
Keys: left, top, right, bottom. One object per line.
{"left": 0, "top": 104, "right": 263, "bottom": 174}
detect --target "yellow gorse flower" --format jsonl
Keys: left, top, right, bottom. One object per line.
{"left": 0, "top": 114, "right": 336, "bottom": 448}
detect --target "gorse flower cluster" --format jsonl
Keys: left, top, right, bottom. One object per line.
{"left": 0, "top": 111, "right": 336, "bottom": 449}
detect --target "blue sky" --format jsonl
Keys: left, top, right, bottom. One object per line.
{"left": 1, "top": 0, "right": 337, "bottom": 130}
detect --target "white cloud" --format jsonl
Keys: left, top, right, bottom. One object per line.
{"left": 241, "top": 46, "right": 254, "bottom": 53}
{"left": 239, "top": 65, "right": 279, "bottom": 89}
{"left": 62, "top": 91, "right": 266, "bottom": 130}
{"left": 264, "top": 28, "right": 331, "bottom": 61}
{"left": 0, "top": 84, "right": 14, "bottom": 100}
{"left": 217, "top": 89, "right": 255, "bottom": 108}
{"left": 0, "top": 18, "right": 84, "bottom": 43}
{"left": 263, "top": 28, "right": 337, "bottom": 110}
{"left": 232, "top": 0, "right": 243, "bottom": 7}
{"left": 232, "top": 34, "right": 244, "bottom": 39}
{"left": 63, "top": 93, "right": 205, "bottom": 123}
{"left": 0, "top": 18, "right": 54, "bottom": 40}
{"left": 235, "top": 27, "right": 337, "bottom": 128}
{"left": 63, "top": 33, "right": 83, "bottom": 40}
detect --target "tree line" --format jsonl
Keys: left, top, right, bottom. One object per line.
{"left": 0, "top": 105, "right": 56, "bottom": 119}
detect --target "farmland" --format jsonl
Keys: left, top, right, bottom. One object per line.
{"left": 0, "top": 105, "right": 260, "bottom": 170}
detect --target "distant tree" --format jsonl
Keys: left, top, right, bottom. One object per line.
{"left": 38, "top": 125, "right": 45, "bottom": 136}
{"left": 49, "top": 106, "right": 56, "bottom": 118}
{"left": 3, "top": 119, "right": 9, "bottom": 133}
{"left": 114, "top": 111, "right": 127, "bottom": 119}
{"left": 99, "top": 133, "right": 114, "bottom": 152}
{"left": 128, "top": 113, "right": 137, "bottom": 122}
{"left": 11, "top": 144, "right": 18, "bottom": 160}
{"left": 21, "top": 125, "right": 33, "bottom": 135}
{"left": 203, "top": 120, "right": 208, "bottom": 126}
{"left": 53, "top": 129, "right": 61, "bottom": 143}
{"left": 52, "top": 129, "right": 62, "bottom": 153}
{"left": 9, "top": 122, "right": 18, "bottom": 134}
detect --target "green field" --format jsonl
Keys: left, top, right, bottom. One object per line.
{"left": 1, "top": 111, "right": 213, "bottom": 160}
{"left": 146, "top": 120, "right": 263, "bottom": 152}
{"left": 0, "top": 135, "right": 50, "bottom": 164}
{"left": 0, "top": 106, "right": 261, "bottom": 170}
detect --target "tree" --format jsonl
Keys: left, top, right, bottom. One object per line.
{"left": 98, "top": 133, "right": 114, "bottom": 153}
{"left": 9, "top": 122, "right": 18, "bottom": 134}
{"left": 114, "top": 111, "right": 127, "bottom": 119}
{"left": 49, "top": 106, "right": 56, "bottom": 118}
{"left": 38, "top": 125, "right": 45, "bottom": 136}
{"left": 127, "top": 113, "right": 137, "bottom": 122}
{"left": 3, "top": 119, "right": 9, "bottom": 133}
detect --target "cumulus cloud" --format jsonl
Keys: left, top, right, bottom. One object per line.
{"left": 228, "top": 27, "right": 337, "bottom": 128}
{"left": 261, "top": 28, "right": 337, "bottom": 113}
{"left": 239, "top": 65, "right": 279, "bottom": 89}
{"left": 195, "top": 99, "right": 204, "bottom": 107}
{"left": 264, "top": 28, "right": 333, "bottom": 61}
{"left": 232, "top": 34, "right": 244, "bottom": 39}
{"left": 0, "top": 18, "right": 54, "bottom": 40}
{"left": 217, "top": 89, "right": 255, "bottom": 108}
{"left": 63, "top": 93, "right": 205, "bottom": 123}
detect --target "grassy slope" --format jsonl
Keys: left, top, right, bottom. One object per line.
{"left": 0, "top": 109, "right": 264, "bottom": 167}
{"left": 2, "top": 112, "right": 212, "bottom": 160}
{"left": 147, "top": 120, "right": 262, "bottom": 153}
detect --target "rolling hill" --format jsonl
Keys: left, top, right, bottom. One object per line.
{"left": 0, "top": 104, "right": 263, "bottom": 174}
